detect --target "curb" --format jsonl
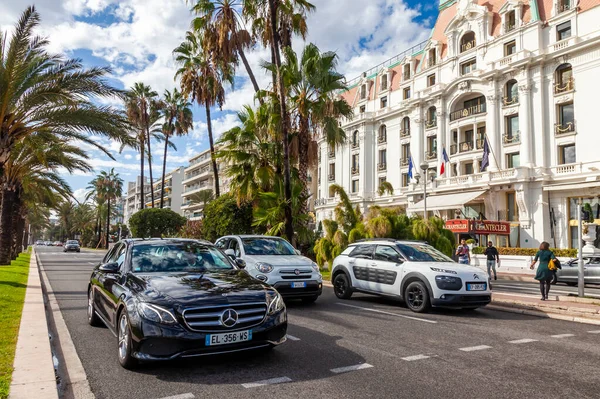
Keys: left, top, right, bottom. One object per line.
{"left": 37, "top": 253, "right": 95, "bottom": 399}
{"left": 9, "top": 249, "right": 58, "bottom": 399}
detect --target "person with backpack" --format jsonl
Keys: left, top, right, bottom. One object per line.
{"left": 530, "top": 241, "right": 560, "bottom": 300}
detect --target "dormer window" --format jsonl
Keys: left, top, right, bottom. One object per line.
{"left": 506, "top": 10, "right": 516, "bottom": 32}
{"left": 403, "top": 64, "right": 411, "bottom": 80}
{"left": 557, "top": 0, "right": 573, "bottom": 14}
{"left": 381, "top": 74, "right": 388, "bottom": 91}
{"left": 460, "top": 31, "right": 476, "bottom": 53}
{"left": 428, "top": 49, "right": 437, "bottom": 68}
{"left": 360, "top": 84, "right": 367, "bottom": 100}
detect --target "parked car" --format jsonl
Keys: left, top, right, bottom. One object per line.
{"left": 553, "top": 256, "right": 600, "bottom": 285}
{"left": 215, "top": 235, "right": 323, "bottom": 303}
{"left": 87, "top": 238, "right": 287, "bottom": 369}
{"left": 63, "top": 240, "right": 81, "bottom": 253}
{"left": 331, "top": 239, "right": 491, "bottom": 313}
{"left": 46, "top": 241, "right": 54, "bottom": 246}
{"left": 54, "top": 241, "right": 63, "bottom": 247}
{"left": 35, "top": 240, "right": 44, "bottom": 246}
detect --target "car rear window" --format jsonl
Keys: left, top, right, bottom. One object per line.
{"left": 67, "top": 240, "right": 78, "bottom": 244}
{"left": 131, "top": 242, "right": 234, "bottom": 273}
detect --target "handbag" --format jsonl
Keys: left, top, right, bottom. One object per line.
{"left": 548, "top": 259, "right": 557, "bottom": 271}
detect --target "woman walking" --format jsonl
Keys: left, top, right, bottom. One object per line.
{"left": 530, "top": 242, "right": 557, "bottom": 300}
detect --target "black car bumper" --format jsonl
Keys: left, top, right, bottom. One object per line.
{"left": 64, "top": 247, "right": 80, "bottom": 252}
{"left": 130, "top": 311, "right": 287, "bottom": 361}
{"left": 272, "top": 280, "right": 323, "bottom": 298}
{"left": 431, "top": 294, "right": 492, "bottom": 308}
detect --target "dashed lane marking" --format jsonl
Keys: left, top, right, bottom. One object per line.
{"left": 551, "top": 333, "right": 576, "bottom": 339}
{"left": 508, "top": 339, "right": 539, "bottom": 344}
{"left": 242, "top": 377, "right": 292, "bottom": 388}
{"left": 336, "top": 303, "right": 438, "bottom": 324}
{"left": 588, "top": 330, "right": 600, "bottom": 334}
{"left": 286, "top": 334, "right": 300, "bottom": 341}
{"left": 401, "top": 354, "right": 431, "bottom": 361}
{"left": 459, "top": 345, "right": 492, "bottom": 352}
{"left": 157, "top": 394, "right": 195, "bottom": 399}
{"left": 330, "top": 363, "right": 374, "bottom": 374}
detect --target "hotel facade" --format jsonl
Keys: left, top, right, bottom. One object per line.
{"left": 315, "top": 0, "right": 600, "bottom": 249}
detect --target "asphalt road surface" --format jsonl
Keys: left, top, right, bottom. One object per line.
{"left": 492, "top": 277, "right": 600, "bottom": 299}
{"left": 36, "top": 246, "right": 600, "bottom": 399}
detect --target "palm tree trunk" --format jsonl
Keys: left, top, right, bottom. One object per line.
{"left": 205, "top": 104, "right": 220, "bottom": 198}
{"left": 14, "top": 213, "right": 25, "bottom": 257}
{"left": 238, "top": 46, "right": 263, "bottom": 106}
{"left": 10, "top": 195, "right": 21, "bottom": 260}
{"left": 140, "top": 133, "right": 145, "bottom": 210}
{"left": 298, "top": 116, "right": 310, "bottom": 216}
{"left": 160, "top": 133, "right": 170, "bottom": 208}
{"left": 0, "top": 187, "right": 17, "bottom": 264}
{"left": 105, "top": 197, "right": 110, "bottom": 250}
{"left": 145, "top": 110, "right": 155, "bottom": 207}
{"left": 268, "top": 0, "right": 294, "bottom": 244}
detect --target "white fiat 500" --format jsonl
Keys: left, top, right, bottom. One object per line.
{"left": 215, "top": 235, "right": 323, "bottom": 303}
{"left": 331, "top": 239, "right": 491, "bottom": 313}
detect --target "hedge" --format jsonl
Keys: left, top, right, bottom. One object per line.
{"left": 471, "top": 247, "right": 578, "bottom": 257}
{"left": 129, "top": 208, "right": 187, "bottom": 238}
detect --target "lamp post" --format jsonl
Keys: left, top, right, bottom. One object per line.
{"left": 420, "top": 161, "right": 429, "bottom": 220}
{"left": 577, "top": 198, "right": 585, "bottom": 297}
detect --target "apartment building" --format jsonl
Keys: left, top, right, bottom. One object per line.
{"left": 144, "top": 167, "right": 184, "bottom": 213}
{"left": 316, "top": 0, "right": 600, "bottom": 249}
{"left": 123, "top": 176, "right": 151, "bottom": 225}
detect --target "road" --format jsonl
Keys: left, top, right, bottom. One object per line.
{"left": 37, "top": 246, "right": 600, "bottom": 399}
{"left": 492, "top": 277, "right": 600, "bottom": 299}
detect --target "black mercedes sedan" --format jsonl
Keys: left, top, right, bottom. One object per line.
{"left": 87, "top": 238, "right": 287, "bottom": 369}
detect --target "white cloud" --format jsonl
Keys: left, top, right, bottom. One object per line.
{"left": 191, "top": 113, "right": 240, "bottom": 143}
{"left": 72, "top": 187, "right": 90, "bottom": 203}
{"left": 124, "top": 153, "right": 133, "bottom": 160}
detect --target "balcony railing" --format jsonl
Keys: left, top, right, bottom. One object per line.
{"left": 461, "top": 40, "right": 476, "bottom": 53}
{"left": 328, "top": 174, "right": 335, "bottom": 181}
{"left": 503, "top": 132, "right": 520, "bottom": 144}
{"left": 378, "top": 162, "right": 387, "bottom": 171}
{"left": 556, "top": 2, "right": 574, "bottom": 14}
{"left": 450, "top": 144, "right": 458, "bottom": 155}
{"left": 425, "top": 151, "right": 437, "bottom": 160}
{"left": 352, "top": 167, "right": 360, "bottom": 175}
{"left": 427, "top": 58, "right": 437, "bottom": 68}
{"left": 425, "top": 119, "right": 437, "bottom": 129}
{"left": 351, "top": 141, "right": 359, "bottom": 149}
{"left": 378, "top": 134, "right": 387, "bottom": 144}
{"left": 450, "top": 103, "right": 486, "bottom": 121}
{"left": 476, "top": 138, "right": 485, "bottom": 150}
{"left": 554, "top": 78, "right": 574, "bottom": 94}
{"left": 459, "top": 141, "right": 474, "bottom": 153}
{"left": 502, "top": 95, "right": 519, "bottom": 106}
{"left": 400, "top": 128, "right": 410, "bottom": 137}
{"left": 555, "top": 122, "right": 575, "bottom": 136}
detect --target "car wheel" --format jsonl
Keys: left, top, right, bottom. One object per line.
{"left": 566, "top": 282, "right": 577, "bottom": 286}
{"left": 404, "top": 281, "right": 431, "bottom": 313}
{"left": 117, "top": 311, "right": 138, "bottom": 369}
{"left": 87, "top": 289, "right": 102, "bottom": 327}
{"left": 333, "top": 273, "right": 353, "bottom": 299}
{"left": 301, "top": 295, "right": 319, "bottom": 304}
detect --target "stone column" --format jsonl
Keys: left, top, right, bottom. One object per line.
{"left": 411, "top": 112, "right": 424, "bottom": 168}
{"left": 519, "top": 82, "right": 533, "bottom": 167}
{"left": 437, "top": 103, "right": 446, "bottom": 178}
{"left": 486, "top": 94, "right": 499, "bottom": 171}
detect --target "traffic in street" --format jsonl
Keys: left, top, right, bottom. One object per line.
{"left": 37, "top": 246, "right": 600, "bottom": 399}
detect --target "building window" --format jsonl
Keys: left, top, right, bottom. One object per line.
{"left": 556, "top": 102, "right": 574, "bottom": 135}
{"left": 403, "top": 87, "right": 411, "bottom": 100}
{"left": 378, "top": 149, "right": 387, "bottom": 170}
{"left": 559, "top": 144, "right": 576, "bottom": 164}
{"left": 505, "top": 114, "right": 519, "bottom": 143}
{"left": 403, "top": 64, "right": 411, "bottom": 80}
{"left": 504, "top": 79, "right": 518, "bottom": 105}
{"left": 401, "top": 144, "right": 410, "bottom": 165}
{"left": 426, "top": 136, "right": 437, "bottom": 159}
{"left": 328, "top": 163, "right": 335, "bottom": 180}
{"left": 506, "top": 10, "right": 516, "bottom": 32}
{"left": 426, "top": 106, "right": 437, "bottom": 128}
{"left": 428, "top": 49, "right": 436, "bottom": 67}
{"left": 351, "top": 154, "right": 359, "bottom": 172}
{"left": 464, "top": 162, "right": 474, "bottom": 175}
{"left": 554, "top": 63, "right": 573, "bottom": 94}
{"left": 380, "top": 96, "right": 388, "bottom": 109}
{"left": 504, "top": 40, "right": 516, "bottom": 56}
{"left": 557, "top": 21, "right": 571, "bottom": 41}
{"left": 427, "top": 74, "right": 436, "bottom": 87}
{"left": 460, "top": 58, "right": 477, "bottom": 75}
{"left": 506, "top": 192, "right": 517, "bottom": 221}
{"left": 352, "top": 131, "right": 359, "bottom": 147}
{"left": 352, "top": 179, "right": 359, "bottom": 193}
{"left": 557, "top": 0, "right": 573, "bottom": 14}
{"left": 378, "top": 124, "right": 387, "bottom": 143}
{"left": 507, "top": 152, "right": 520, "bottom": 168}
{"left": 360, "top": 84, "right": 367, "bottom": 100}
{"left": 460, "top": 31, "right": 476, "bottom": 53}
{"left": 381, "top": 74, "right": 388, "bottom": 91}
{"left": 401, "top": 116, "right": 410, "bottom": 136}
{"left": 402, "top": 173, "right": 409, "bottom": 187}
{"left": 359, "top": 105, "right": 366, "bottom": 113}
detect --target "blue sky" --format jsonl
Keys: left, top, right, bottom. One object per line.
{"left": 1, "top": 0, "right": 439, "bottom": 202}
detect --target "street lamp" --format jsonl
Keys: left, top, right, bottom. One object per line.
{"left": 577, "top": 198, "right": 585, "bottom": 297}
{"left": 420, "top": 161, "right": 429, "bottom": 220}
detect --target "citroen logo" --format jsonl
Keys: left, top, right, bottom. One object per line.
{"left": 294, "top": 269, "right": 300, "bottom": 275}
{"left": 220, "top": 309, "right": 238, "bottom": 328}
{"left": 473, "top": 274, "right": 480, "bottom": 280}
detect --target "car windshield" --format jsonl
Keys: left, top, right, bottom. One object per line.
{"left": 242, "top": 238, "right": 296, "bottom": 255}
{"left": 67, "top": 240, "right": 78, "bottom": 245}
{"left": 131, "top": 242, "right": 234, "bottom": 273}
{"left": 396, "top": 243, "right": 454, "bottom": 263}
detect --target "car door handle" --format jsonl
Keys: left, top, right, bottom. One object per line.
{"left": 370, "top": 263, "right": 377, "bottom": 267}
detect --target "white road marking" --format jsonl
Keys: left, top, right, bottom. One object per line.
{"left": 242, "top": 377, "right": 292, "bottom": 388}
{"left": 330, "top": 363, "right": 374, "bottom": 374}
{"left": 508, "top": 338, "right": 539, "bottom": 344}
{"left": 551, "top": 334, "right": 575, "bottom": 338}
{"left": 286, "top": 334, "right": 300, "bottom": 341}
{"left": 337, "top": 303, "right": 438, "bottom": 324}
{"left": 157, "top": 394, "right": 195, "bottom": 399}
{"left": 401, "top": 354, "right": 431, "bottom": 361}
{"left": 588, "top": 330, "right": 600, "bottom": 334}
{"left": 459, "top": 345, "right": 492, "bottom": 352}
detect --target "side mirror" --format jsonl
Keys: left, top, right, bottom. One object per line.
{"left": 99, "top": 262, "right": 119, "bottom": 273}
{"left": 295, "top": 249, "right": 301, "bottom": 255}
{"left": 224, "top": 249, "right": 236, "bottom": 259}
{"left": 235, "top": 258, "right": 246, "bottom": 269}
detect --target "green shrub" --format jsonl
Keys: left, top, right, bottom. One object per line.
{"left": 202, "top": 193, "right": 253, "bottom": 242}
{"left": 178, "top": 220, "right": 203, "bottom": 239}
{"left": 472, "top": 247, "right": 578, "bottom": 257}
{"left": 129, "top": 208, "right": 187, "bottom": 238}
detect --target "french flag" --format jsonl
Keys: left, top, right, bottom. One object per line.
{"left": 439, "top": 147, "right": 450, "bottom": 175}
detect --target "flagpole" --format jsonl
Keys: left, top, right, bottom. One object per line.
{"left": 486, "top": 137, "right": 500, "bottom": 171}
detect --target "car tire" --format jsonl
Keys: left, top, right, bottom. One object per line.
{"left": 87, "top": 289, "right": 102, "bottom": 327}
{"left": 404, "top": 281, "right": 431, "bottom": 313}
{"left": 117, "top": 311, "right": 138, "bottom": 369}
{"left": 566, "top": 282, "right": 577, "bottom": 286}
{"left": 301, "top": 295, "right": 319, "bottom": 304}
{"left": 333, "top": 273, "right": 353, "bottom": 299}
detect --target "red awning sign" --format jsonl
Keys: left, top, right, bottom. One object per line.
{"left": 444, "top": 219, "right": 511, "bottom": 236}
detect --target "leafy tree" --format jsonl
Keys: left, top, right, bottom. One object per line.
{"left": 201, "top": 192, "right": 254, "bottom": 242}
{"left": 129, "top": 208, "right": 187, "bottom": 238}
{"left": 377, "top": 181, "right": 394, "bottom": 196}
{"left": 178, "top": 220, "right": 204, "bottom": 239}
{"left": 188, "top": 189, "right": 215, "bottom": 207}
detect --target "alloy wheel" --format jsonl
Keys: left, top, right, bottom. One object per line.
{"left": 407, "top": 286, "right": 424, "bottom": 308}
{"left": 118, "top": 314, "right": 129, "bottom": 361}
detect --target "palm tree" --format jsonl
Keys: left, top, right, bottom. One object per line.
{"left": 377, "top": 181, "right": 394, "bottom": 196}
{"left": 88, "top": 169, "right": 123, "bottom": 249}
{"left": 159, "top": 89, "right": 193, "bottom": 208}
{"left": 0, "top": 6, "right": 132, "bottom": 178}
{"left": 125, "top": 83, "right": 160, "bottom": 209}
{"left": 188, "top": 189, "right": 215, "bottom": 208}
{"left": 174, "top": 31, "right": 232, "bottom": 198}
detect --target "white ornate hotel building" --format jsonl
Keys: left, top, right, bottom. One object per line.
{"left": 315, "top": 0, "right": 600, "bottom": 249}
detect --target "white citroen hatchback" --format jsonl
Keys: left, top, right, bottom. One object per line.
{"left": 331, "top": 239, "right": 491, "bottom": 313}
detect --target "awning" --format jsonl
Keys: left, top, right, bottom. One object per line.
{"left": 543, "top": 180, "right": 600, "bottom": 192}
{"left": 409, "top": 190, "right": 486, "bottom": 212}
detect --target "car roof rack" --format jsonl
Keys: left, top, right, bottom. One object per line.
{"left": 354, "top": 238, "right": 398, "bottom": 243}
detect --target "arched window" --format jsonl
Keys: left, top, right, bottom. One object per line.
{"left": 460, "top": 31, "right": 476, "bottom": 53}
{"left": 426, "top": 107, "right": 437, "bottom": 128}
{"left": 401, "top": 117, "right": 410, "bottom": 136}
{"left": 378, "top": 125, "right": 387, "bottom": 143}
{"left": 352, "top": 131, "right": 359, "bottom": 147}
{"left": 555, "top": 63, "right": 573, "bottom": 94}
{"left": 504, "top": 79, "right": 518, "bottom": 105}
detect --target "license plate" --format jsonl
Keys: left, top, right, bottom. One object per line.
{"left": 467, "top": 283, "right": 486, "bottom": 291}
{"left": 205, "top": 330, "right": 252, "bottom": 346}
{"left": 292, "top": 282, "right": 307, "bottom": 288}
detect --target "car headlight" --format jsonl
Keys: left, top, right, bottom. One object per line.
{"left": 137, "top": 302, "right": 177, "bottom": 325}
{"left": 256, "top": 262, "right": 274, "bottom": 273}
{"left": 267, "top": 292, "right": 285, "bottom": 315}
{"left": 435, "top": 275, "right": 462, "bottom": 291}
{"left": 311, "top": 262, "right": 320, "bottom": 273}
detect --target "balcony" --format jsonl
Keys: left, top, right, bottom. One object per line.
{"left": 400, "top": 128, "right": 410, "bottom": 138}
{"left": 425, "top": 151, "right": 437, "bottom": 161}
{"left": 459, "top": 141, "right": 474, "bottom": 153}
{"left": 555, "top": 122, "right": 575, "bottom": 136}
{"left": 377, "top": 134, "right": 387, "bottom": 144}
{"left": 351, "top": 167, "right": 360, "bottom": 175}
{"left": 425, "top": 119, "right": 437, "bottom": 129}
{"left": 450, "top": 103, "right": 486, "bottom": 121}
{"left": 399, "top": 158, "right": 409, "bottom": 167}
{"left": 502, "top": 95, "right": 519, "bottom": 106}
{"left": 450, "top": 144, "right": 458, "bottom": 155}
{"left": 378, "top": 162, "right": 387, "bottom": 171}
{"left": 556, "top": 2, "right": 574, "bottom": 14}
{"left": 460, "top": 40, "right": 476, "bottom": 53}
{"left": 554, "top": 78, "right": 574, "bottom": 94}
{"left": 328, "top": 174, "right": 335, "bottom": 182}
{"left": 503, "top": 132, "right": 520, "bottom": 144}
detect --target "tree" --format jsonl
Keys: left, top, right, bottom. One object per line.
{"left": 159, "top": 89, "right": 193, "bottom": 208}
{"left": 129, "top": 208, "right": 187, "bottom": 238}
{"left": 188, "top": 189, "right": 215, "bottom": 207}
{"left": 201, "top": 192, "right": 253, "bottom": 242}
{"left": 87, "top": 169, "right": 123, "bottom": 248}
{"left": 174, "top": 31, "right": 231, "bottom": 198}
{"left": 378, "top": 181, "right": 394, "bottom": 196}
